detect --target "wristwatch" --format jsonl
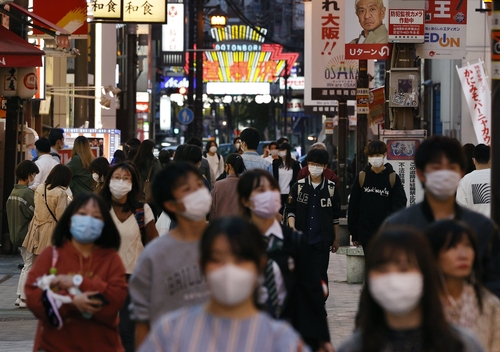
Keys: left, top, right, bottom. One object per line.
{"left": 72, "top": 274, "right": 83, "bottom": 288}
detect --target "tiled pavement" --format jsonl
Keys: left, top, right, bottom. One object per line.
{"left": 0, "top": 252, "right": 362, "bottom": 351}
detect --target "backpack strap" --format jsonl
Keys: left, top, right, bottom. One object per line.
{"left": 134, "top": 205, "right": 146, "bottom": 245}
{"left": 389, "top": 172, "right": 396, "bottom": 188}
{"left": 358, "top": 171, "right": 366, "bottom": 188}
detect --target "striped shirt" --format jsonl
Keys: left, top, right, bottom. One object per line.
{"left": 139, "top": 304, "right": 307, "bottom": 352}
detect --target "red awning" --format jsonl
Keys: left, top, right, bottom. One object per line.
{"left": 0, "top": 26, "right": 44, "bottom": 67}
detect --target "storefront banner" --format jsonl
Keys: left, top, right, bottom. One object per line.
{"left": 456, "top": 61, "right": 491, "bottom": 145}
{"left": 415, "top": 0, "right": 467, "bottom": 59}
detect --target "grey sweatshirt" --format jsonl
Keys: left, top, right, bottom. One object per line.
{"left": 129, "top": 233, "right": 210, "bottom": 325}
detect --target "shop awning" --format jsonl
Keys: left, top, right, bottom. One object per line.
{"left": 0, "top": 26, "right": 44, "bottom": 67}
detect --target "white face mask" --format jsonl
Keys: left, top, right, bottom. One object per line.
{"left": 235, "top": 143, "right": 241, "bottom": 150}
{"left": 209, "top": 146, "right": 217, "bottom": 154}
{"left": 278, "top": 151, "right": 287, "bottom": 158}
{"left": 207, "top": 263, "right": 257, "bottom": 306}
{"left": 28, "top": 174, "right": 35, "bottom": 187}
{"left": 250, "top": 190, "right": 282, "bottom": 219}
{"left": 368, "top": 156, "right": 385, "bottom": 168}
{"left": 369, "top": 272, "right": 423, "bottom": 316}
{"left": 270, "top": 149, "right": 279, "bottom": 157}
{"left": 424, "top": 170, "right": 461, "bottom": 201}
{"left": 179, "top": 187, "right": 212, "bottom": 221}
{"left": 92, "top": 173, "right": 100, "bottom": 182}
{"left": 308, "top": 165, "right": 324, "bottom": 178}
{"left": 109, "top": 180, "right": 132, "bottom": 199}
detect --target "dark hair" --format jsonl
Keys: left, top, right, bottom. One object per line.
{"left": 240, "top": 128, "right": 260, "bottom": 150}
{"left": 158, "top": 149, "right": 171, "bottom": 166}
{"left": 263, "top": 143, "right": 269, "bottom": 149}
{"left": 16, "top": 160, "right": 39, "bottom": 180}
{"left": 425, "top": 220, "right": 483, "bottom": 311}
{"left": 415, "top": 136, "right": 465, "bottom": 172}
{"left": 46, "top": 165, "right": 73, "bottom": 190}
{"left": 133, "top": 139, "right": 156, "bottom": 170}
{"left": 276, "top": 137, "right": 288, "bottom": 147}
{"left": 473, "top": 144, "right": 490, "bottom": 164}
{"left": 124, "top": 138, "right": 141, "bottom": 161}
{"left": 152, "top": 162, "right": 203, "bottom": 221}
{"left": 364, "top": 141, "right": 387, "bottom": 156}
{"left": 268, "top": 142, "right": 278, "bottom": 149}
{"left": 359, "top": 226, "right": 464, "bottom": 352}
{"left": 187, "top": 137, "right": 203, "bottom": 148}
{"left": 180, "top": 145, "right": 202, "bottom": 165}
{"left": 237, "top": 169, "right": 279, "bottom": 218}
{"left": 307, "top": 148, "right": 329, "bottom": 165}
{"left": 462, "top": 143, "right": 475, "bottom": 174}
{"left": 48, "top": 128, "right": 64, "bottom": 146}
{"left": 173, "top": 145, "right": 187, "bottom": 163}
{"left": 112, "top": 150, "right": 126, "bottom": 164}
{"left": 100, "top": 162, "right": 142, "bottom": 213}
{"left": 52, "top": 193, "right": 121, "bottom": 250}
{"left": 200, "top": 217, "right": 266, "bottom": 275}
{"left": 35, "top": 138, "right": 51, "bottom": 153}
{"left": 278, "top": 142, "right": 295, "bottom": 169}
{"left": 233, "top": 137, "right": 241, "bottom": 145}
{"left": 205, "top": 140, "right": 218, "bottom": 153}
{"left": 90, "top": 157, "right": 110, "bottom": 178}
{"left": 225, "top": 153, "right": 246, "bottom": 177}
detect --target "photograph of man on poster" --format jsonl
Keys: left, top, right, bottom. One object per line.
{"left": 349, "top": 0, "right": 388, "bottom": 44}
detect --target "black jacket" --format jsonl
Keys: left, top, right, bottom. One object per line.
{"left": 286, "top": 176, "right": 341, "bottom": 246}
{"left": 272, "top": 159, "right": 301, "bottom": 194}
{"left": 348, "top": 163, "right": 407, "bottom": 246}
{"left": 268, "top": 225, "right": 330, "bottom": 350}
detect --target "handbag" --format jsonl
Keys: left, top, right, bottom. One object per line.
{"left": 143, "top": 162, "right": 154, "bottom": 203}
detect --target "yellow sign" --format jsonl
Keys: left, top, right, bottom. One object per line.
{"left": 122, "top": 0, "right": 166, "bottom": 23}
{"left": 90, "top": 0, "right": 122, "bottom": 21}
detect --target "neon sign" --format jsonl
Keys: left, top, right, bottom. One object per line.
{"left": 185, "top": 25, "right": 298, "bottom": 83}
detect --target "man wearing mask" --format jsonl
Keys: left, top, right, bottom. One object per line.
{"left": 264, "top": 141, "right": 280, "bottom": 163}
{"left": 348, "top": 141, "right": 407, "bottom": 248}
{"left": 286, "top": 149, "right": 341, "bottom": 295}
{"left": 129, "top": 163, "right": 211, "bottom": 348}
{"left": 47, "top": 128, "right": 64, "bottom": 163}
{"left": 383, "top": 136, "right": 500, "bottom": 298}
{"left": 233, "top": 137, "right": 244, "bottom": 155}
{"left": 297, "top": 142, "right": 338, "bottom": 183}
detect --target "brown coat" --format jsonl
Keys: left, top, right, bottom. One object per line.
{"left": 210, "top": 174, "right": 241, "bottom": 220}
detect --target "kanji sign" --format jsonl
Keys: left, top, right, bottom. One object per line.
{"left": 456, "top": 61, "right": 491, "bottom": 145}
{"left": 162, "top": 4, "right": 184, "bottom": 52}
{"left": 388, "top": 9, "right": 424, "bottom": 42}
{"left": 345, "top": 43, "right": 392, "bottom": 60}
{"left": 90, "top": 0, "right": 122, "bottom": 21}
{"left": 89, "top": 0, "right": 166, "bottom": 23}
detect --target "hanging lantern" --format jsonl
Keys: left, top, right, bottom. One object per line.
{"left": 0, "top": 67, "right": 18, "bottom": 97}
{"left": 17, "top": 67, "right": 38, "bottom": 99}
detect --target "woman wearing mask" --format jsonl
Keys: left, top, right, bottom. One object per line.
{"left": 23, "top": 165, "right": 72, "bottom": 262}
{"left": 338, "top": 227, "right": 485, "bottom": 352}
{"left": 237, "top": 170, "right": 333, "bottom": 352}
{"left": 233, "top": 137, "right": 243, "bottom": 155}
{"left": 210, "top": 153, "right": 246, "bottom": 219}
{"left": 272, "top": 143, "right": 300, "bottom": 213}
{"left": 426, "top": 220, "right": 500, "bottom": 351}
{"left": 139, "top": 217, "right": 306, "bottom": 352}
{"left": 90, "top": 157, "right": 110, "bottom": 194}
{"left": 67, "top": 136, "right": 95, "bottom": 198}
{"left": 25, "top": 193, "right": 127, "bottom": 352}
{"left": 204, "top": 140, "right": 225, "bottom": 188}
{"left": 348, "top": 141, "right": 407, "bottom": 249}
{"left": 100, "top": 162, "right": 158, "bottom": 351}
{"left": 133, "top": 140, "right": 161, "bottom": 203}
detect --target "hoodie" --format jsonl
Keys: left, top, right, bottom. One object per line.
{"left": 347, "top": 163, "right": 407, "bottom": 246}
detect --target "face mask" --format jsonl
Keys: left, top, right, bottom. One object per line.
{"left": 179, "top": 187, "right": 212, "bottom": 221}
{"left": 424, "top": 170, "right": 461, "bottom": 201}
{"left": 92, "top": 173, "right": 100, "bottom": 182}
{"left": 207, "top": 263, "right": 257, "bottom": 306}
{"left": 109, "top": 180, "right": 132, "bottom": 199}
{"left": 369, "top": 272, "right": 423, "bottom": 316}
{"left": 209, "top": 146, "right": 217, "bottom": 154}
{"left": 270, "top": 149, "right": 279, "bottom": 157}
{"left": 70, "top": 215, "right": 105, "bottom": 244}
{"left": 28, "top": 175, "right": 35, "bottom": 187}
{"left": 278, "top": 151, "right": 287, "bottom": 158}
{"left": 250, "top": 190, "right": 281, "bottom": 219}
{"left": 368, "top": 156, "right": 384, "bottom": 168}
{"left": 308, "top": 165, "right": 324, "bottom": 178}
{"left": 235, "top": 143, "right": 241, "bottom": 150}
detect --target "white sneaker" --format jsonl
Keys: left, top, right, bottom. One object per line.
{"left": 19, "top": 300, "right": 27, "bottom": 308}
{"left": 15, "top": 297, "right": 20, "bottom": 306}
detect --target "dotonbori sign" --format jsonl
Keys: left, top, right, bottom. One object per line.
{"left": 88, "top": 0, "right": 167, "bottom": 23}
{"left": 185, "top": 25, "right": 298, "bottom": 83}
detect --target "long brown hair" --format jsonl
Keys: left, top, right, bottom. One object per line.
{"left": 71, "top": 136, "right": 94, "bottom": 169}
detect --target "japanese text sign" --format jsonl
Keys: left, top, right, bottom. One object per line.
{"left": 90, "top": 0, "right": 166, "bottom": 23}
{"left": 388, "top": 9, "right": 424, "bottom": 42}
{"left": 345, "top": 44, "right": 392, "bottom": 60}
{"left": 456, "top": 61, "right": 491, "bottom": 145}
{"left": 90, "top": 0, "right": 122, "bottom": 21}
{"left": 162, "top": 4, "right": 184, "bottom": 52}
{"left": 416, "top": 0, "right": 467, "bottom": 59}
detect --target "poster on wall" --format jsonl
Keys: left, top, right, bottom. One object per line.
{"left": 380, "top": 129, "right": 427, "bottom": 207}
{"left": 415, "top": 0, "right": 467, "bottom": 59}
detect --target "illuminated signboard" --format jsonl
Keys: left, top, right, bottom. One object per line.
{"left": 185, "top": 25, "right": 298, "bottom": 83}
{"left": 162, "top": 4, "right": 184, "bottom": 52}
{"left": 89, "top": 0, "right": 122, "bottom": 21}
{"left": 89, "top": 0, "right": 166, "bottom": 23}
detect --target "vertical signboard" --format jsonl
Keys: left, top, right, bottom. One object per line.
{"left": 415, "top": 0, "right": 467, "bottom": 59}
{"left": 456, "top": 61, "right": 491, "bottom": 145}
{"left": 162, "top": 4, "right": 184, "bottom": 53}
{"left": 304, "top": 0, "right": 357, "bottom": 113}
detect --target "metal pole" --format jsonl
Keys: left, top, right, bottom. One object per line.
{"left": 187, "top": 0, "right": 195, "bottom": 140}
{"left": 491, "top": 0, "right": 500, "bottom": 226}
{"left": 195, "top": 0, "right": 204, "bottom": 137}
{"left": 125, "top": 24, "right": 137, "bottom": 142}
{"left": 283, "top": 60, "right": 289, "bottom": 138}
{"left": 356, "top": 60, "right": 369, "bottom": 174}
{"left": 338, "top": 100, "right": 348, "bottom": 217}
{"left": 74, "top": 38, "right": 88, "bottom": 128}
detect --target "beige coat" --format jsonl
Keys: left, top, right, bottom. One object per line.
{"left": 23, "top": 184, "right": 69, "bottom": 255}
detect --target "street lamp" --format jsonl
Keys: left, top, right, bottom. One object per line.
{"left": 209, "top": 7, "right": 228, "bottom": 28}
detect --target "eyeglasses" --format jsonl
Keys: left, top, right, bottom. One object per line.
{"left": 111, "top": 175, "right": 132, "bottom": 183}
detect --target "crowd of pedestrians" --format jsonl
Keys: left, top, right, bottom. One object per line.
{"left": 3, "top": 127, "right": 500, "bottom": 351}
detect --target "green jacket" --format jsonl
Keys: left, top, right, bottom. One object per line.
{"left": 6, "top": 184, "right": 35, "bottom": 247}
{"left": 67, "top": 154, "right": 93, "bottom": 198}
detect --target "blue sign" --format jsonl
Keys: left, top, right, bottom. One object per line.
{"left": 178, "top": 108, "right": 194, "bottom": 125}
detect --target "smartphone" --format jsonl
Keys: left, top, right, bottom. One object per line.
{"left": 88, "top": 293, "right": 110, "bottom": 306}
